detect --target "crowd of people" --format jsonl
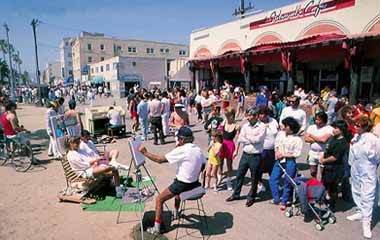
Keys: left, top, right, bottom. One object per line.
{"left": 118, "top": 83, "right": 379, "bottom": 238}
{"left": 1, "top": 81, "right": 380, "bottom": 238}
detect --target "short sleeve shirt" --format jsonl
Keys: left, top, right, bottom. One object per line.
{"left": 323, "top": 136, "right": 349, "bottom": 165}
{"left": 306, "top": 125, "right": 334, "bottom": 152}
{"left": 79, "top": 140, "right": 100, "bottom": 159}
{"left": 165, "top": 143, "right": 206, "bottom": 183}
{"left": 67, "top": 150, "right": 91, "bottom": 175}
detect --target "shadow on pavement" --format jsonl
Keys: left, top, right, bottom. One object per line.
{"left": 30, "top": 129, "right": 49, "bottom": 140}
{"left": 142, "top": 210, "right": 233, "bottom": 238}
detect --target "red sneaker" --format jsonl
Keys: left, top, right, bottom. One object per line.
{"left": 279, "top": 203, "right": 286, "bottom": 211}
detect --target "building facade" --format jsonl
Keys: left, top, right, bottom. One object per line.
{"left": 43, "top": 62, "right": 62, "bottom": 85}
{"left": 89, "top": 56, "right": 166, "bottom": 97}
{"left": 169, "top": 57, "right": 192, "bottom": 88}
{"left": 189, "top": 0, "right": 380, "bottom": 101}
{"left": 71, "top": 32, "right": 189, "bottom": 85}
{"left": 59, "top": 37, "right": 74, "bottom": 82}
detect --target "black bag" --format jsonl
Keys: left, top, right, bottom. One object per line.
{"left": 85, "top": 175, "right": 115, "bottom": 200}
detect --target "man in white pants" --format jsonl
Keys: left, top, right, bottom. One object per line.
{"left": 160, "top": 92, "right": 170, "bottom": 136}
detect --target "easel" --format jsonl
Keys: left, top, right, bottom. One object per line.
{"left": 116, "top": 137, "right": 169, "bottom": 239}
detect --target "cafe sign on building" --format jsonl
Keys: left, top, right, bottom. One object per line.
{"left": 250, "top": 0, "right": 356, "bottom": 30}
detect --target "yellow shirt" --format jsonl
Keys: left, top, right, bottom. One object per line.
{"left": 208, "top": 142, "right": 222, "bottom": 165}
{"left": 370, "top": 107, "right": 380, "bottom": 127}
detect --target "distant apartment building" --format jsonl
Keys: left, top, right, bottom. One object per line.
{"left": 89, "top": 56, "right": 166, "bottom": 97}
{"left": 59, "top": 37, "right": 74, "bottom": 81}
{"left": 71, "top": 31, "right": 189, "bottom": 86}
{"left": 43, "top": 62, "right": 61, "bottom": 85}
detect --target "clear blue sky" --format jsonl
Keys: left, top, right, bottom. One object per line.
{"left": 0, "top": 0, "right": 299, "bottom": 75}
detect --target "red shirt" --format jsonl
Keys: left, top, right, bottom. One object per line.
{"left": 354, "top": 107, "right": 370, "bottom": 118}
{"left": 1, "top": 112, "right": 16, "bottom": 136}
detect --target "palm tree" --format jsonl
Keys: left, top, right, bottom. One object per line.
{"left": 0, "top": 59, "right": 10, "bottom": 85}
{"left": 0, "top": 39, "right": 7, "bottom": 61}
{"left": 0, "top": 40, "right": 15, "bottom": 68}
{"left": 12, "top": 52, "right": 22, "bottom": 85}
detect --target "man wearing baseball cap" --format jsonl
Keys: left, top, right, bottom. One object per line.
{"left": 139, "top": 126, "right": 206, "bottom": 234}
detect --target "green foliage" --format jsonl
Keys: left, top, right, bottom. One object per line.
{"left": 0, "top": 59, "right": 10, "bottom": 85}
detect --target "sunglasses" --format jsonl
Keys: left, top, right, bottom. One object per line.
{"left": 354, "top": 124, "right": 362, "bottom": 128}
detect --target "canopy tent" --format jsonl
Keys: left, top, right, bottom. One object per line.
{"left": 91, "top": 76, "right": 105, "bottom": 84}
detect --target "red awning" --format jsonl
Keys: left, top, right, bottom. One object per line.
{"left": 190, "top": 32, "right": 380, "bottom": 67}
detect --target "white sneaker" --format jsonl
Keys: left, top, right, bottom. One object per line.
{"left": 346, "top": 212, "right": 363, "bottom": 221}
{"left": 362, "top": 221, "right": 372, "bottom": 239}
{"left": 147, "top": 226, "right": 160, "bottom": 235}
{"left": 227, "top": 181, "right": 233, "bottom": 191}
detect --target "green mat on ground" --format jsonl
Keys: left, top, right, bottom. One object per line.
{"left": 81, "top": 176, "right": 156, "bottom": 212}
{"left": 81, "top": 196, "right": 145, "bottom": 212}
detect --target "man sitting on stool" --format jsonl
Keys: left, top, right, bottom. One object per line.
{"left": 138, "top": 127, "right": 206, "bottom": 235}
{"left": 107, "top": 106, "right": 122, "bottom": 127}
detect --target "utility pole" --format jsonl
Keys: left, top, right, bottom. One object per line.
{"left": 3, "top": 23, "right": 15, "bottom": 101}
{"left": 233, "top": 0, "right": 254, "bottom": 18}
{"left": 31, "top": 19, "right": 41, "bottom": 104}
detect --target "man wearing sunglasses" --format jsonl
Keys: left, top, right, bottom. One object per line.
{"left": 279, "top": 95, "right": 307, "bottom": 134}
{"left": 138, "top": 127, "right": 206, "bottom": 235}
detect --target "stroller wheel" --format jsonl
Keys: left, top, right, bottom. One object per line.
{"left": 328, "top": 216, "right": 336, "bottom": 224}
{"left": 315, "top": 223, "right": 324, "bottom": 231}
{"left": 285, "top": 210, "right": 293, "bottom": 218}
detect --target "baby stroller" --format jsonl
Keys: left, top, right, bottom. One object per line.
{"left": 278, "top": 164, "right": 336, "bottom": 231}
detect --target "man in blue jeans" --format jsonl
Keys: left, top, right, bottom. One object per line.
{"left": 226, "top": 107, "right": 266, "bottom": 207}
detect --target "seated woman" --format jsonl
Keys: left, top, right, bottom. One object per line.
{"left": 79, "top": 130, "right": 129, "bottom": 170}
{"left": 66, "top": 136, "right": 123, "bottom": 196}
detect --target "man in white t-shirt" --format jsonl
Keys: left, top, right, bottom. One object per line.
{"left": 305, "top": 112, "right": 333, "bottom": 178}
{"left": 279, "top": 95, "right": 307, "bottom": 134}
{"left": 107, "top": 106, "right": 122, "bottom": 126}
{"left": 138, "top": 127, "right": 206, "bottom": 235}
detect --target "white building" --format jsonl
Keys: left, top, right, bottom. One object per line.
{"left": 189, "top": 0, "right": 380, "bottom": 101}
{"left": 169, "top": 58, "right": 192, "bottom": 89}
{"left": 71, "top": 32, "right": 189, "bottom": 86}
{"left": 89, "top": 56, "right": 166, "bottom": 97}
{"left": 43, "top": 62, "right": 61, "bottom": 85}
{"left": 59, "top": 37, "right": 74, "bottom": 82}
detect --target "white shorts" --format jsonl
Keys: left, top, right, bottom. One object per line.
{"left": 308, "top": 150, "right": 323, "bottom": 166}
{"left": 80, "top": 168, "right": 94, "bottom": 178}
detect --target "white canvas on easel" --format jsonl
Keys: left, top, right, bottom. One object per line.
{"left": 129, "top": 136, "right": 145, "bottom": 168}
